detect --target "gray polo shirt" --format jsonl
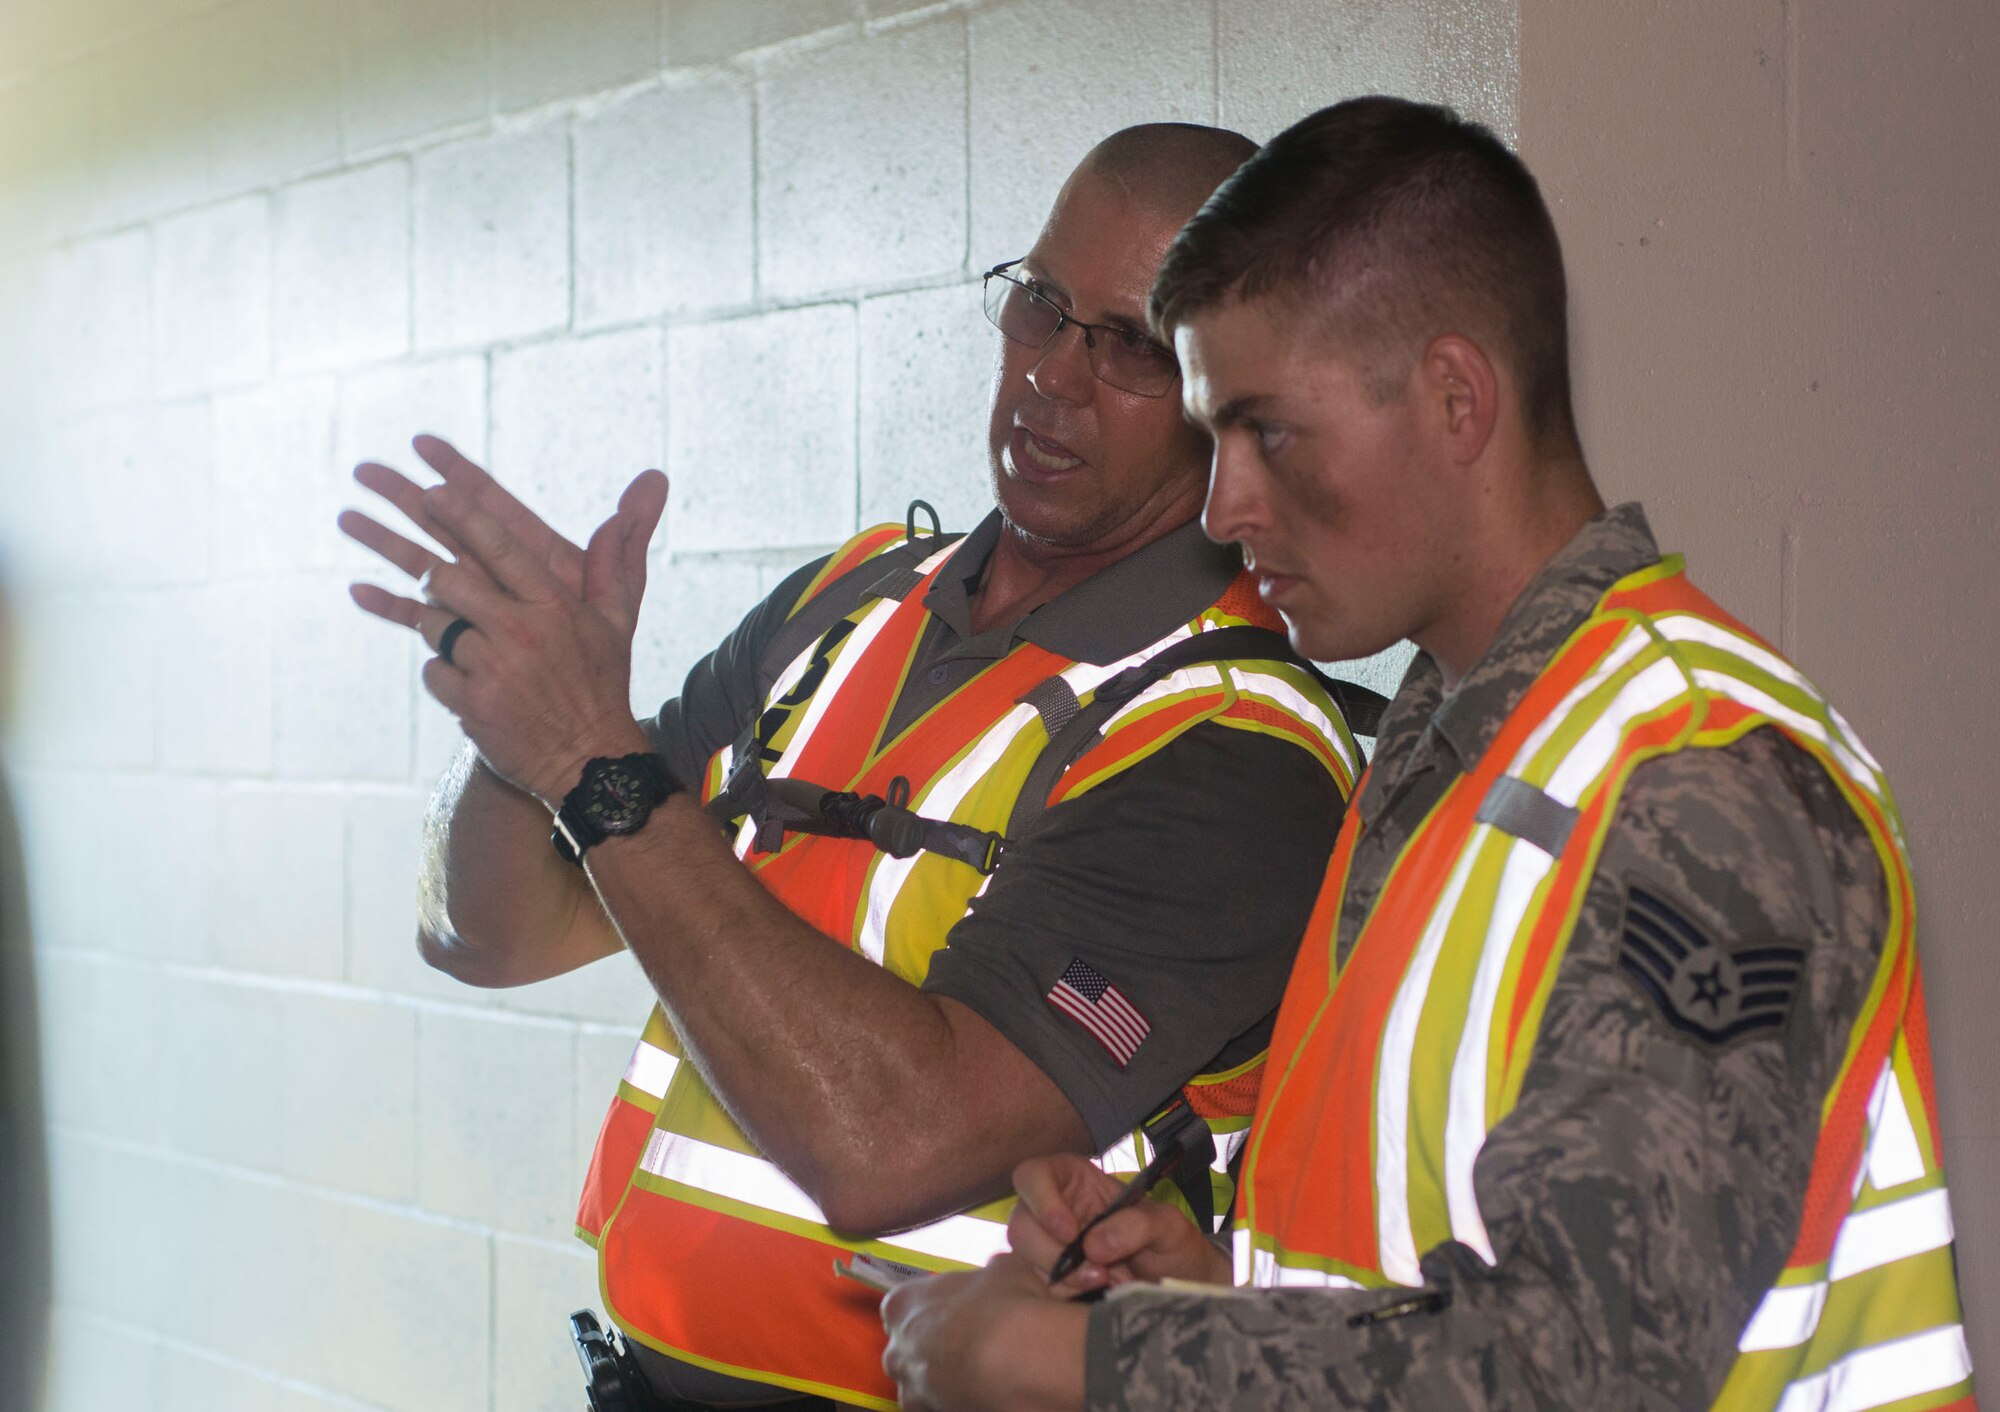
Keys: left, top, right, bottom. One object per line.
{"left": 650, "top": 512, "right": 1344, "bottom": 1148}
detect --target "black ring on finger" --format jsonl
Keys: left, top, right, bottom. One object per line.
{"left": 437, "top": 616, "right": 475, "bottom": 667}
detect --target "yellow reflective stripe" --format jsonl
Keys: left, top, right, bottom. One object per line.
{"left": 1864, "top": 1057, "right": 1928, "bottom": 1193}
{"left": 1444, "top": 830, "right": 1555, "bottom": 1263}
{"left": 1234, "top": 1229, "right": 1371, "bottom": 1289}
{"left": 1505, "top": 627, "right": 1653, "bottom": 773}
{"left": 637, "top": 1129, "right": 1010, "bottom": 1267}
{"left": 854, "top": 648, "right": 1146, "bottom": 963}
{"left": 1098, "top": 664, "right": 1228, "bottom": 732}
{"left": 1374, "top": 840, "right": 1485, "bottom": 1285}
{"left": 1739, "top": 1189, "right": 1959, "bottom": 1353}
{"left": 622, "top": 1040, "right": 680, "bottom": 1101}
{"left": 1772, "top": 1325, "right": 1972, "bottom": 1412}
{"left": 1540, "top": 657, "right": 1691, "bottom": 806}
{"left": 1230, "top": 667, "right": 1361, "bottom": 782}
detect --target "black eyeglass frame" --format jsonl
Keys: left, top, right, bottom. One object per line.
{"left": 980, "top": 259, "right": 1181, "bottom": 398}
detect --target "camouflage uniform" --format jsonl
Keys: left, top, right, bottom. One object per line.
{"left": 1084, "top": 504, "right": 1896, "bottom": 1410}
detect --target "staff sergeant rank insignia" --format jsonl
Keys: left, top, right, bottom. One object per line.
{"left": 1617, "top": 883, "right": 1805, "bottom": 1045}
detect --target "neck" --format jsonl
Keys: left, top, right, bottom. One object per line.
{"left": 969, "top": 485, "right": 1203, "bottom": 636}
{"left": 1422, "top": 450, "right": 1602, "bottom": 690}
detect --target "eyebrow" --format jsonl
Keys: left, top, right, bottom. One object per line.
{"left": 1209, "top": 393, "right": 1281, "bottom": 427}
{"left": 1018, "top": 262, "right": 1152, "bottom": 336}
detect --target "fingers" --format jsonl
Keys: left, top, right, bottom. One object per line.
{"left": 415, "top": 432, "right": 588, "bottom": 588}
{"left": 353, "top": 460, "right": 469, "bottom": 559}
{"left": 338, "top": 508, "right": 445, "bottom": 581}
{"left": 349, "top": 581, "right": 427, "bottom": 630}
{"left": 424, "top": 485, "right": 564, "bottom": 603}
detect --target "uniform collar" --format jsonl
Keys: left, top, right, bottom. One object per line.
{"left": 1369, "top": 502, "right": 1662, "bottom": 799}
{"left": 921, "top": 511, "right": 1244, "bottom": 666}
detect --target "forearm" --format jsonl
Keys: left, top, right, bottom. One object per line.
{"left": 418, "top": 742, "right": 614, "bottom": 986}
{"left": 586, "top": 796, "right": 1085, "bottom": 1231}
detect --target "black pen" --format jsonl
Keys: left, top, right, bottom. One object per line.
{"left": 1047, "top": 1139, "right": 1187, "bottom": 1286}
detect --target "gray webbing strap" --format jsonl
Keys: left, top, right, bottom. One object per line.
{"left": 1018, "top": 675, "right": 1081, "bottom": 738}
{"left": 1475, "top": 774, "right": 1580, "bottom": 857}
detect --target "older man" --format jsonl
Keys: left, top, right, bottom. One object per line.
{"left": 344, "top": 123, "right": 1365, "bottom": 1410}
{"left": 882, "top": 97, "right": 1972, "bottom": 1412}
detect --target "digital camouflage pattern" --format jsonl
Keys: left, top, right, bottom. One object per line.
{"left": 1084, "top": 506, "right": 1894, "bottom": 1411}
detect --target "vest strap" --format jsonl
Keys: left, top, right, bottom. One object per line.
{"left": 1140, "top": 1097, "right": 1218, "bottom": 1234}
{"left": 1474, "top": 774, "right": 1581, "bottom": 857}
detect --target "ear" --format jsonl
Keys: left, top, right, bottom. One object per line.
{"left": 1419, "top": 334, "right": 1500, "bottom": 466}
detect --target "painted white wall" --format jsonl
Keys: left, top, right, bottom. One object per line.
{"left": 0, "top": 2, "right": 1509, "bottom": 1407}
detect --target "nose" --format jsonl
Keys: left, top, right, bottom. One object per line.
{"left": 1024, "top": 320, "right": 1096, "bottom": 404}
{"left": 1201, "top": 434, "right": 1269, "bottom": 547}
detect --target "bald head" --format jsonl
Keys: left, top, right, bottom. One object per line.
{"left": 1076, "top": 123, "right": 1256, "bottom": 224}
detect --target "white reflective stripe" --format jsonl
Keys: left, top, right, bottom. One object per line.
{"left": 1443, "top": 833, "right": 1553, "bottom": 1266}
{"left": 1773, "top": 1324, "right": 1972, "bottom": 1412}
{"left": 768, "top": 591, "right": 905, "bottom": 786}
{"left": 1736, "top": 1189, "right": 1957, "bottom": 1353}
{"left": 1505, "top": 629, "right": 1653, "bottom": 777}
{"left": 1231, "top": 669, "right": 1361, "bottom": 780}
{"left": 1651, "top": 613, "right": 1815, "bottom": 697}
{"left": 1541, "top": 658, "right": 1690, "bottom": 808}
{"left": 1098, "top": 664, "right": 1227, "bottom": 733}
{"left": 1234, "top": 1226, "right": 1252, "bottom": 1284}
{"left": 639, "top": 1129, "right": 1008, "bottom": 1266}
{"left": 621, "top": 1041, "right": 680, "bottom": 1101}
{"left": 1097, "top": 1138, "right": 1149, "bottom": 1175}
{"left": 1690, "top": 670, "right": 1880, "bottom": 805}
{"left": 1243, "top": 1240, "right": 1366, "bottom": 1290}
{"left": 850, "top": 630, "right": 1180, "bottom": 963}
{"left": 1216, "top": 1127, "right": 1251, "bottom": 1170}
{"left": 1739, "top": 1282, "right": 1831, "bottom": 1352}
{"left": 1374, "top": 842, "right": 1483, "bottom": 1287}
{"left": 1829, "top": 1188, "right": 1954, "bottom": 1282}
{"left": 1864, "top": 1059, "right": 1928, "bottom": 1192}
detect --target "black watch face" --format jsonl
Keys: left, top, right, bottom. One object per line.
{"left": 585, "top": 759, "right": 665, "bottom": 834}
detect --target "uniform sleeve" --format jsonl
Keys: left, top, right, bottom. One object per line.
{"left": 1083, "top": 725, "right": 1890, "bottom": 1411}
{"left": 645, "top": 553, "right": 832, "bottom": 788}
{"left": 921, "top": 722, "right": 1344, "bottom": 1151}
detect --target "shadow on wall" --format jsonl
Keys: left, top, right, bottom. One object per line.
{"left": 0, "top": 559, "right": 50, "bottom": 1412}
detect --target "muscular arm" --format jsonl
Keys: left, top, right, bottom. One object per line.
{"left": 1082, "top": 730, "right": 1888, "bottom": 1411}
{"left": 586, "top": 723, "right": 1338, "bottom": 1237}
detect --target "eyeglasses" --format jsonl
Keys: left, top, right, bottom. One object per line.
{"left": 981, "top": 260, "right": 1180, "bottom": 398}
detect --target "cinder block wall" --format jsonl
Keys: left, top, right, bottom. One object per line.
{"left": 0, "top": 2, "right": 1508, "bottom": 1407}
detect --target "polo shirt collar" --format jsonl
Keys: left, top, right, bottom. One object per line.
{"left": 921, "top": 510, "right": 1244, "bottom": 666}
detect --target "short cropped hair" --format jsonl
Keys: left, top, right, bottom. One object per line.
{"left": 1150, "top": 96, "right": 1578, "bottom": 449}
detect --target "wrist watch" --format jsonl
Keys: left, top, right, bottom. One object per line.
{"left": 551, "top": 752, "right": 679, "bottom": 865}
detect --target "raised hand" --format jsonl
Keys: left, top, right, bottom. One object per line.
{"left": 341, "top": 435, "right": 669, "bottom": 806}
{"left": 1007, "top": 1153, "right": 1230, "bottom": 1294}
{"left": 880, "top": 1255, "right": 1086, "bottom": 1412}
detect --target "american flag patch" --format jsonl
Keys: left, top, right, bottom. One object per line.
{"left": 1047, "top": 958, "right": 1150, "bottom": 1067}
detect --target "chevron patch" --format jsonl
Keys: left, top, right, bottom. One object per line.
{"left": 1617, "top": 884, "right": 1805, "bottom": 1045}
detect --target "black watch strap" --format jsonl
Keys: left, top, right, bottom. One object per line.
{"left": 552, "top": 752, "right": 679, "bottom": 865}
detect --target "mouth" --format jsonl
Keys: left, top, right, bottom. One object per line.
{"left": 1008, "top": 424, "right": 1086, "bottom": 480}
{"left": 1243, "top": 552, "right": 1303, "bottom": 603}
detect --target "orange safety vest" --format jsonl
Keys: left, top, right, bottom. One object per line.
{"left": 579, "top": 523, "right": 1360, "bottom": 1409}
{"left": 1236, "top": 558, "right": 1974, "bottom": 1411}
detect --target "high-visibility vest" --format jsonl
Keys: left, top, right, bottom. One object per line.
{"left": 1235, "top": 557, "right": 1974, "bottom": 1411}
{"left": 578, "top": 523, "right": 1361, "bottom": 1409}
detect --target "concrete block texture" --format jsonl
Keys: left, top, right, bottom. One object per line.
{"left": 334, "top": 354, "right": 491, "bottom": 571}
{"left": 74, "top": 27, "right": 215, "bottom": 234}
{"left": 858, "top": 282, "right": 1000, "bottom": 534}
{"left": 493, "top": 1236, "right": 603, "bottom": 1410}
{"left": 490, "top": 326, "right": 666, "bottom": 548}
{"left": 36, "top": 953, "right": 168, "bottom": 1145}
{"left": 1218, "top": 0, "right": 1436, "bottom": 140}
{"left": 43, "top": 1312, "right": 162, "bottom": 1412}
{"left": 153, "top": 969, "right": 287, "bottom": 1172}
{"left": 157, "top": 583, "right": 277, "bottom": 777}
{"left": 415, "top": 125, "right": 570, "bottom": 352}
{"left": 969, "top": 0, "right": 1216, "bottom": 263}
{"left": 340, "top": 0, "right": 490, "bottom": 155}
{"left": 277, "top": 988, "right": 420, "bottom": 1203}
{"left": 11, "top": 590, "right": 159, "bottom": 771}
{"left": 629, "top": 553, "right": 771, "bottom": 713}
{"left": 212, "top": 376, "right": 342, "bottom": 578}
{"left": 274, "top": 160, "right": 413, "bottom": 373}
{"left": 345, "top": 786, "right": 497, "bottom": 1007}
{"left": 272, "top": 574, "right": 415, "bottom": 781}
{"left": 666, "top": 0, "right": 858, "bottom": 66}
{"left": 757, "top": 17, "right": 969, "bottom": 298}
{"left": 211, "top": 784, "right": 347, "bottom": 979}
{"left": 492, "top": 0, "right": 660, "bottom": 111}
{"left": 42, "top": 227, "right": 151, "bottom": 413}
{"left": 415, "top": 1008, "right": 581, "bottom": 1241}
{"left": 574, "top": 76, "right": 755, "bottom": 326}
{"left": 666, "top": 303, "right": 858, "bottom": 552}
{"left": 153, "top": 196, "right": 274, "bottom": 398}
